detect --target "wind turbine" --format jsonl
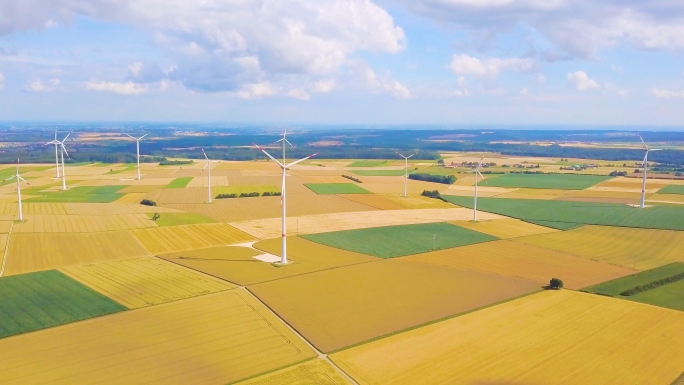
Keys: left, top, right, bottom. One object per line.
{"left": 637, "top": 133, "right": 662, "bottom": 209}
{"left": 397, "top": 152, "right": 416, "bottom": 198}
{"left": 125, "top": 133, "right": 148, "bottom": 180}
{"left": 52, "top": 130, "right": 60, "bottom": 178}
{"left": 3, "top": 159, "right": 30, "bottom": 221}
{"left": 275, "top": 129, "right": 293, "bottom": 163}
{"left": 48, "top": 132, "right": 71, "bottom": 190}
{"left": 255, "top": 142, "right": 317, "bottom": 264}
{"left": 473, "top": 154, "right": 486, "bottom": 221}
{"left": 199, "top": 148, "right": 213, "bottom": 203}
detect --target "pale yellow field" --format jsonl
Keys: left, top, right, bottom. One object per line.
{"left": 492, "top": 188, "right": 568, "bottom": 200}
{"left": 215, "top": 160, "right": 280, "bottom": 171}
{"left": 563, "top": 189, "right": 645, "bottom": 199}
{"left": 115, "top": 192, "right": 148, "bottom": 204}
{"left": 336, "top": 194, "right": 408, "bottom": 210}
{"left": 451, "top": 218, "right": 559, "bottom": 239}
{"left": 145, "top": 187, "right": 210, "bottom": 204}
{"left": 168, "top": 194, "right": 377, "bottom": 222}
{"left": 331, "top": 290, "right": 684, "bottom": 385}
{"left": 302, "top": 175, "right": 351, "bottom": 184}
{"left": 0, "top": 203, "right": 68, "bottom": 215}
{"left": 5, "top": 231, "right": 148, "bottom": 275}
{"left": 441, "top": 185, "right": 511, "bottom": 197}
{"left": 185, "top": 175, "right": 230, "bottom": 188}
{"left": 12, "top": 213, "right": 156, "bottom": 232}
{"left": 516, "top": 225, "right": 684, "bottom": 270}
{"left": 381, "top": 194, "right": 456, "bottom": 209}
{"left": 235, "top": 359, "right": 351, "bottom": 385}
{"left": 648, "top": 193, "right": 684, "bottom": 204}
{"left": 231, "top": 208, "right": 505, "bottom": 239}
{"left": 64, "top": 202, "right": 180, "bottom": 215}
{"left": 361, "top": 180, "right": 448, "bottom": 194}
{"left": 405, "top": 240, "right": 635, "bottom": 289}
{"left": 0, "top": 221, "right": 12, "bottom": 233}
{"left": 130, "top": 223, "right": 254, "bottom": 254}
{"left": 0, "top": 291, "right": 316, "bottom": 385}
{"left": 61, "top": 257, "right": 235, "bottom": 308}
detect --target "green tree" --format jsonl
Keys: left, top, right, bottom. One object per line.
{"left": 549, "top": 278, "right": 564, "bottom": 290}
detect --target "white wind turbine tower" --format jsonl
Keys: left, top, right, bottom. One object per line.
{"left": 637, "top": 133, "right": 662, "bottom": 209}
{"left": 397, "top": 152, "right": 416, "bottom": 197}
{"left": 199, "top": 148, "right": 213, "bottom": 203}
{"left": 255, "top": 141, "right": 317, "bottom": 264}
{"left": 3, "top": 159, "right": 31, "bottom": 221}
{"left": 52, "top": 130, "right": 60, "bottom": 178}
{"left": 47, "top": 132, "right": 71, "bottom": 190}
{"left": 473, "top": 154, "right": 486, "bottom": 221}
{"left": 125, "top": 133, "right": 148, "bottom": 180}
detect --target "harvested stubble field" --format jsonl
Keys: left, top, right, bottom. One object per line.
{"left": 302, "top": 222, "right": 498, "bottom": 259}
{"left": 249, "top": 258, "right": 539, "bottom": 352}
{"left": 380, "top": 194, "right": 456, "bottom": 209}
{"left": 61, "top": 257, "right": 235, "bottom": 308}
{"left": 144, "top": 187, "right": 210, "bottom": 204}
{"left": 490, "top": 188, "right": 569, "bottom": 200}
{"left": 12, "top": 213, "right": 156, "bottom": 232}
{"left": 444, "top": 195, "right": 684, "bottom": 230}
{"left": 185, "top": 176, "right": 230, "bottom": 188}
{"left": 0, "top": 202, "right": 68, "bottom": 215}
{"left": 450, "top": 218, "right": 558, "bottom": 239}
{"left": 482, "top": 173, "right": 612, "bottom": 189}
{"left": 235, "top": 359, "right": 351, "bottom": 385}
{"left": 442, "top": 184, "right": 511, "bottom": 197}
{"left": 516, "top": 225, "right": 684, "bottom": 270}
{"left": 213, "top": 184, "right": 280, "bottom": 195}
{"left": 0, "top": 270, "right": 126, "bottom": 338}
{"left": 360, "top": 180, "right": 448, "bottom": 195}
{"left": 305, "top": 183, "right": 372, "bottom": 195}
{"left": 64, "top": 202, "right": 180, "bottom": 215}
{"left": 331, "top": 290, "right": 684, "bottom": 385}
{"left": 231, "top": 208, "right": 503, "bottom": 239}
{"left": 145, "top": 212, "right": 213, "bottom": 227}
{"left": 0, "top": 291, "right": 316, "bottom": 385}
{"left": 167, "top": 194, "right": 377, "bottom": 222}
{"left": 162, "top": 238, "right": 376, "bottom": 286}
{"left": 336, "top": 194, "right": 408, "bottom": 210}
{"left": 350, "top": 170, "right": 406, "bottom": 176}
{"left": 130, "top": 223, "right": 254, "bottom": 254}
{"left": 405, "top": 240, "right": 634, "bottom": 289}
{"left": 6, "top": 232, "right": 147, "bottom": 276}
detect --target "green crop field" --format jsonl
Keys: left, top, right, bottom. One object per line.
{"left": 443, "top": 196, "right": 684, "bottom": 231}
{"left": 25, "top": 185, "right": 126, "bottom": 203}
{"left": 629, "top": 280, "right": 684, "bottom": 311}
{"left": 348, "top": 160, "right": 389, "bottom": 167}
{"left": 583, "top": 263, "right": 684, "bottom": 311}
{"left": 0, "top": 270, "right": 126, "bottom": 338}
{"left": 146, "top": 212, "right": 214, "bottom": 227}
{"left": 105, "top": 165, "right": 136, "bottom": 174}
{"left": 351, "top": 170, "right": 406, "bottom": 176}
{"left": 0, "top": 166, "right": 51, "bottom": 179}
{"left": 165, "top": 177, "right": 194, "bottom": 188}
{"left": 304, "top": 183, "right": 372, "bottom": 195}
{"left": 658, "top": 185, "right": 684, "bottom": 195}
{"left": 302, "top": 222, "right": 498, "bottom": 258}
{"left": 481, "top": 173, "right": 612, "bottom": 190}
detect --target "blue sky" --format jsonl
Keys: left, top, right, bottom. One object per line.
{"left": 0, "top": 0, "right": 683, "bottom": 125}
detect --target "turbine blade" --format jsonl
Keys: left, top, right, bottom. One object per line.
{"left": 62, "top": 145, "right": 70, "bottom": 159}
{"left": 125, "top": 134, "right": 136, "bottom": 140}
{"left": 286, "top": 152, "right": 318, "bottom": 168}
{"left": 637, "top": 133, "right": 648, "bottom": 150}
{"left": 201, "top": 148, "right": 209, "bottom": 160}
{"left": 139, "top": 133, "right": 148, "bottom": 140}
{"left": 46, "top": 140, "right": 60, "bottom": 145}
{"left": 407, "top": 153, "right": 416, "bottom": 159}
{"left": 284, "top": 139, "right": 293, "bottom": 147}
{"left": 650, "top": 148, "right": 664, "bottom": 152}
{"left": 62, "top": 132, "right": 71, "bottom": 142}
{"left": 254, "top": 143, "right": 284, "bottom": 167}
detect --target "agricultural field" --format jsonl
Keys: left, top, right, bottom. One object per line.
{"left": 336, "top": 194, "right": 409, "bottom": 210}
{"left": 5, "top": 231, "right": 148, "bottom": 275}
{"left": 405, "top": 240, "right": 635, "bottom": 289}
{"left": 302, "top": 222, "right": 498, "bottom": 258}
{"left": 350, "top": 170, "right": 406, "bottom": 176}
{"left": 516, "top": 226, "right": 684, "bottom": 270}
{"left": 249, "top": 258, "right": 539, "bottom": 352}
{"left": 628, "top": 279, "right": 684, "bottom": 311}
{"left": 230, "top": 207, "right": 503, "bottom": 239}
{"left": 25, "top": 185, "right": 126, "bottom": 203}
{"left": 234, "top": 359, "right": 351, "bottom": 385}
{"left": 12, "top": 213, "right": 156, "bottom": 232}
{"left": 164, "top": 177, "right": 193, "bottom": 188}
{"left": 304, "top": 183, "right": 372, "bottom": 195}
{"left": 482, "top": 173, "right": 613, "bottom": 189}
{"left": 161, "top": 237, "right": 376, "bottom": 286}
{"left": 61, "top": 257, "right": 235, "bottom": 308}
{"left": 0, "top": 291, "right": 316, "bottom": 384}
{"left": 330, "top": 290, "right": 684, "bottom": 385}
{"left": 659, "top": 185, "right": 684, "bottom": 195}
{"left": 0, "top": 270, "right": 126, "bottom": 338}
{"left": 451, "top": 218, "right": 558, "bottom": 239}
{"left": 213, "top": 184, "right": 280, "bottom": 195}
{"left": 130, "top": 223, "right": 253, "bottom": 254}
{"left": 145, "top": 212, "right": 213, "bottom": 227}
{"left": 348, "top": 160, "right": 389, "bottom": 167}
{"left": 444, "top": 195, "right": 684, "bottom": 230}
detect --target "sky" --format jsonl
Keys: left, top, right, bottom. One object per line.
{"left": 0, "top": 0, "right": 683, "bottom": 126}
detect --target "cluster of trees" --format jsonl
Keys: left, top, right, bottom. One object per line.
{"left": 159, "top": 160, "right": 193, "bottom": 166}
{"left": 342, "top": 175, "right": 362, "bottom": 183}
{"left": 619, "top": 273, "right": 684, "bottom": 296}
{"left": 215, "top": 191, "right": 281, "bottom": 199}
{"left": 510, "top": 170, "right": 544, "bottom": 174}
{"left": 421, "top": 190, "right": 442, "bottom": 199}
{"left": 140, "top": 199, "right": 156, "bottom": 206}
{"left": 409, "top": 173, "right": 456, "bottom": 184}
{"left": 609, "top": 171, "right": 628, "bottom": 176}
{"left": 549, "top": 278, "right": 564, "bottom": 290}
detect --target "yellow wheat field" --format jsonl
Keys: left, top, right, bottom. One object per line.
{"left": 5, "top": 231, "right": 148, "bottom": 275}
{"left": 130, "top": 223, "right": 254, "bottom": 254}
{"left": 115, "top": 192, "right": 148, "bottom": 204}
{"left": 491, "top": 188, "right": 569, "bottom": 200}
{"left": 648, "top": 193, "right": 684, "bottom": 204}
{"left": 442, "top": 185, "right": 513, "bottom": 197}
{"left": 168, "top": 194, "right": 377, "bottom": 223}
{"left": 380, "top": 194, "right": 456, "bottom": 209}
{"left": 361, "top": 180, "right": 448, "bottom": 195}
{"left": 405, "top": 240, "right": 635, "bottom": 289}
{"left": 0, "top": 221, "right": 12, "bottom": 233}
{"left": 185, "top": 175, "right": 230, "bottom": 188}
{"left": 61, "top": 256, "right": 235, "bottom": 308}
{"left": 516, "top": 225, "right": 684, "bottom": 270}
{"left": 0, "top": 203, "right": 68, "bottom": 215}
{"left": 64, "top": 202, "right": 180, "bottom": 215}
{"left": 0, "top": 291, "right": 316, "bottom": 385}
{"left": 331, "top": 290, "right": 684, "bottom": 385}
{"left": 145, "top": 187, "right": 210, "bottom": 204}
{"left": 450, "top": 218, "right": 558, "bottom": 239}
{"left": 235, "top": 359, "right": 351, "bottom": 385}
{"left": 12, "top": 213, "right": 156, "bottom": 233}
{"left": 334, "top": 194, "right": 408, "bottom": 210}
{"left": 231, "top": 208, "right": 505, "bottom": 239}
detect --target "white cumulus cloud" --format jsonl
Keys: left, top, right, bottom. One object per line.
{"left": 288, "top": 88, "right": 311, "bottom": 101}
{"left": 25, "top": 78, "right": 60, "bottom": 92}
{"left": 0, "top": 73, "right": 4, "bottom": 90}
{"left": 237, "top": 82, "right": 278, "bottom": 99}
{"left": 652, "top": 88, "right": 684, "bottom": 99}
{"left": 449, "top": 54, "right": 537, "bottom": 78}
{"left": 567, "top": 71, "right": 599, "bottom": 90}
{"left": 85, "top": 81, "right": 150, "bottom": 95}
{"left": 313, "top": 79, "right": 336, "bottom": 94}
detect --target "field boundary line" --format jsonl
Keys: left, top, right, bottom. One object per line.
{"left": 0, "top": 221, "right": 13, "bottom": 277}
{"left": 242, "top": 287, "right": 360, "bottom": 385}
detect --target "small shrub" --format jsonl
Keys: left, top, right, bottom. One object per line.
{"left": 342, "top": 175, "right": 362, "bottom": 183}
{"left": 262, "top": 191, "right": 282, "bottom": 196}
{"left": 549, "top": 278, "right": 564, "bottom": 290}
{"left": 151, "top": 213, "right": 160, "bottom": 221}
{"left": 421, "top": 190, "right": 441, "bottom": 199}
{"left": 140, "top": 199, "right": 156, "bottom": 206}
{"left": 215, "top": 193, "right": 237, "bottom": 199}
